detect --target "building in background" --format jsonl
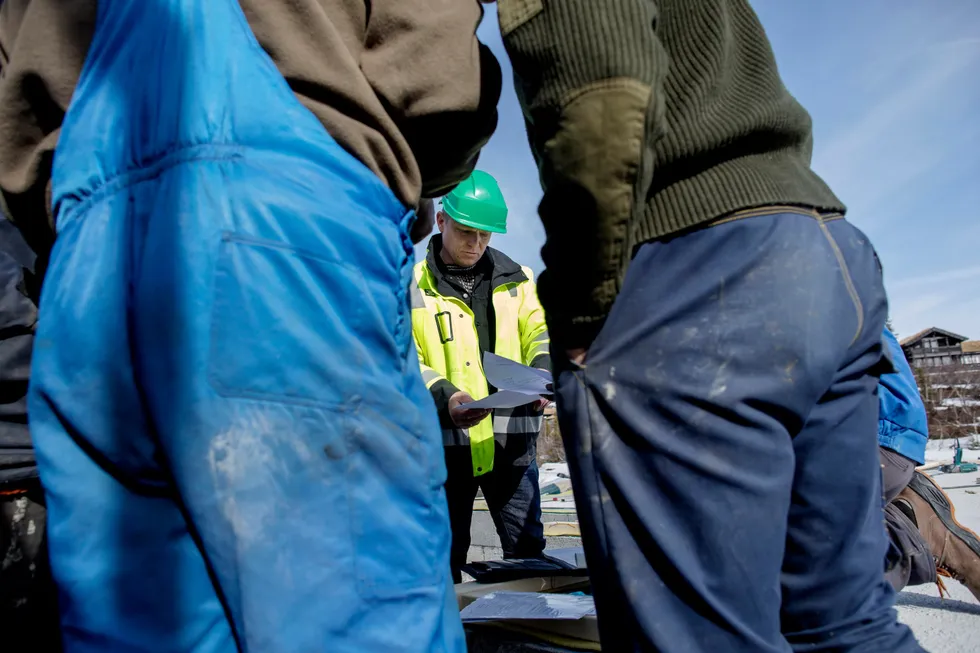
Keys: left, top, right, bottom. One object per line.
{"left": 963, "top": 340, "right": 980, "bottom": 366}
{"left": 900, "top": 327, "right": 980, "bottom": 442}
{"left": 900, "top": 328, "right": 980, "bottom": 368}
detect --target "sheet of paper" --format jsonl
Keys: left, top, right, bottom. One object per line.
{"left": 483, "top": 352, "right": 552, "bottom": 395}
{"left": 542, "top": 547, "right": 588, "bottom": 570}
{"left": 529, "top": 367, "right": 553, "bottom": 382}
{"left": 460, "top": 591, "right": 596, "bottom": 623}
{"left": 465, "top": 390, "right": 542, "bottom": 410}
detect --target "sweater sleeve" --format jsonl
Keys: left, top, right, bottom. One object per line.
{"left": 496, "top": 0, "right": 667, "bottom": 349}
{"left": 362, "top": 1, "right": 502, "bottom": 198}
{"left": 0, "top": 0, "right": 96, "bottom": 288}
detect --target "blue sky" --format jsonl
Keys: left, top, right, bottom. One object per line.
{"left": 419, "top": 1, "right": 980, "bottom": 341}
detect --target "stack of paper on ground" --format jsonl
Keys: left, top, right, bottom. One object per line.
{"left": 466, "top": 352, "right": 552, "bottom": 409}
{"left": 461, "top": 592, "right": 599, "bottom": 647}
{"left": 457, "top": 579, "right": 600, "bottom": 648}
{"left": 461, "top": 591, "right": 595, "bottom": 622}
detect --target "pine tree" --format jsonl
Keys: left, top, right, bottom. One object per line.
{"left": 885, "top": 317, "right": 896, "bottom": 337}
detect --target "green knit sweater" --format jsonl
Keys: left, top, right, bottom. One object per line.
{"left": 498, "top": 0, "right": 845, "bottom": 348}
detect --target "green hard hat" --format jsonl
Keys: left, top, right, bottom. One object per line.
{"left": 441, "top": 170, "right": 508, "bottom": 234}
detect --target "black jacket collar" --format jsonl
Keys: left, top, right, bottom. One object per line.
{"left": 425, "top": 235, "right": 527, "bottom": 295}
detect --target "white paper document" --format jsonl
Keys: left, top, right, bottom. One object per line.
{"left": 464, "top": 390, "right": 542, "bottom": 410}
{"left": 482, "top": 352, "right": 552, "bottom": 395}
{"left": 460, "top": 591, "right": 596, "bottom": 623}
{"left": 461, "top": 352, "right": 554, "bottom": 409}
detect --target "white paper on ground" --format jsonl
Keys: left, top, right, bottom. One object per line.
{"left": 465, "top": 390, "right": 543, "bottom": 409}
{"left": 483, "top": 352, "right": 552, "bottom": 395}
{"left": 459, "top": 591, "right": 596, "bottom": 623}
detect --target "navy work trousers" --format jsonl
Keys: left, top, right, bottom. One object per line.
{"left": 555, "top": 210, "right": 922, "bottom": 652}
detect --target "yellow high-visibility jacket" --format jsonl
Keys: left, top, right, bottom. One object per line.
{"left": 411, "top": 245, "right": 549, "bottom": 476}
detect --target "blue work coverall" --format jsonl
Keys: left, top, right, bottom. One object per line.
{"left": 28, "top": 0, "right": 462, "bottom": 650}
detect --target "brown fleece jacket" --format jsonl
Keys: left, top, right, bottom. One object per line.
{"left": 0, "top": 0, "right": 501, "bottom": 278}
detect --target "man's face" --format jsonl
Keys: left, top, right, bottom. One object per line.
{"left": 437, "top": 211, "right": 492, "bottom": 267}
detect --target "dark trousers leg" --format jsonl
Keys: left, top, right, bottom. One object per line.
{"left": 0, "top": 226, "right": 39, "bottom": 485}
{"left": 0, "top": 483, "right": 62, "bottom": 652}
{"left": 0, "top": 228, "right": 60, "bottom": 651}
{"left": 555, "top": 213, "right": 921, "bottom": 652}
{"left": 444, "top": 446, "right": 480, "bottom": 584}
{"left": 880, "top": 448, "right": 916, "bottom": 503}
{"left": 879, "top": 447, "right": 936, "bottom": 590}
{"left": 481, "top": 437, "right": 545, "bottom": 560}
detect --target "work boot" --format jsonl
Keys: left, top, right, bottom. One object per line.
{"left": 898, "top": 471, "right": 980, "bottom": 601}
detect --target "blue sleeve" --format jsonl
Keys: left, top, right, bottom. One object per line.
{"left": 877, "top": 328, "right": 929, "bottom": 464}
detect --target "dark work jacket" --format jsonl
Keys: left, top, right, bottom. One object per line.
{"left": 0, "top": 215, "right": 37, "bottom": 485}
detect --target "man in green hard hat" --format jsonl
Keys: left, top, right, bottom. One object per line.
{"left": 411, "top": 170, "right": 550, "bottom": 583}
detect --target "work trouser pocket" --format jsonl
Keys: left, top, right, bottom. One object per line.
{"left": 344, "top": 402, "right": 443, "bottom": 598}
{"left": 208, "top": 234, "right": 376, "bottom": 407}
{"left": 207, "top": 232, "right": 442, "bottom": 599}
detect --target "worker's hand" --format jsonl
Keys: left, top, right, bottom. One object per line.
{"left": 449, "top": 391, "right": 491, "bottom": 429}
{"left": 531, "top": 397, "right": 552, "bottom": 413}
{"left": 566, "top": 348, "right": 588, "bottom": 366}
{"left": 532, "top": 368, "right": 553, "bottom": 413}
{"left": 411, "top": 198, "right": 435, "bottom": 244}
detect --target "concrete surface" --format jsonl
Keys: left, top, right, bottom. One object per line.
{"left": 465, "top": 444, "right": 980, "bottom": 650}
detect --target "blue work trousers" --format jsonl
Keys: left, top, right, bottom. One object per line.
{"left": 555, "top": 210, "right": 923, "bottom": 652}
{"left": 27, "top": 0, "right": 463, "bottom": 650}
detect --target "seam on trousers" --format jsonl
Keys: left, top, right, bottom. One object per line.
{"left": 700, "top": 209, "right": 863, "bottom": 344}
{"left": 57, "top": 144, "right": 246, "bottom": 229}
{"left": 578, "top": 369, "right": 614, "bottom": 560}
{"left": 817, "top": 220, "right": 864, "bottom": 345}
{"left": 706, "top": 205, "right": 820, "bottom": 228}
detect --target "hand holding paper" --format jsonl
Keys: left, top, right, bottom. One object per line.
{"left": 449, "top": 391, "right": 491, "bottom": 427}
{"left": 463, "top": 353, "right": 554, "bottom": 410}
{"left": 466, "top": 390, "right": 542, "bottom": 409}
{"left": 482, "top": 352, "right": 552, "bottom": 395}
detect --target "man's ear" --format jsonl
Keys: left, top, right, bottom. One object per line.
{"left": 436, "top": 210, "right": 448, "bottom": 232}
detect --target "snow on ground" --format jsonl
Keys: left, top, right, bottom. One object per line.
{"left": 539, "top": 462, "right": 571, "bottom": 487}
{"left": 924, "top": 437, "right": 980, "bottom": 464}
{"left": 897, "top": 468, "right": 980, "bottom": 652}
